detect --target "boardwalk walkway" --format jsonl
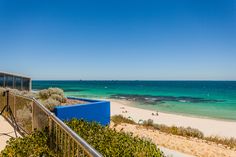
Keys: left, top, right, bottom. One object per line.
{"left": 0, "top": 115, "right": 20, "bottom": 151}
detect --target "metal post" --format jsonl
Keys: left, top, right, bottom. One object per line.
{"left": 3, "top": 74, "right": 5, "bottom": 87}
{"left": 29, "top": 78, "right": 32, "bottom": 91}
{"left": 48, "top": 117, "right": 52, "bottom": 148}
{"left": 21, "top": 78, "right": 23, "bottom": 91}
{"left": 32, "top": 102, "right": 35, "bottom": 131}
{"left": 13, "top": 95, "right": 16, "bottom": 118}
{"left": 13, "top": 77, "right": 15, "bottom": 89}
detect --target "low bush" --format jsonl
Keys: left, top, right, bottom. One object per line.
{"left": 0, "top": 131, "right": 55, "bottom": 157}
{"left": 0, "top": 87, "right": 34, "bottom": 97}
{"left": 36, "top": 88, "right": 66, "bottom": 102}
{"left": 143, "top": 119, "right": 154, "bottom": 127}
{"left": 117, "top": 118, "right": 204, "bottom": 138}
{"left": 0, "top": 87, "right": 72, "bottom": 111}
{"left": 205, "top": 136, "right": 236, "bottom": 149}
{"left": 66, "top": 119, "right": 164, "bottom": 157}
{"left": 37, "top": 89, "right": 50, "bottom": 99}
{"left": 111, "top": 115, "right": 136, "bottom": 124}
{"left": 36, "top": 88, "right": 67, "bottom": 110}
{"left": 155, "top": 124, "right": 204, "bottom": 138}
{"left": 42, "top": 98, "right": 61, "bottom": 111}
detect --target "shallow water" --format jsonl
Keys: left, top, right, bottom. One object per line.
{"left": 33, "top": 81, "right": 236, "bottom": 121}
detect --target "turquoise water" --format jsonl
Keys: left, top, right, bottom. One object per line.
{"left": 32, "top": 81, "right": 236, "bottom": 121}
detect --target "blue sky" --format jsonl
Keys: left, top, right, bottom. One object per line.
{"left": 0, "top": 0, "right": 235, "bottom": 80}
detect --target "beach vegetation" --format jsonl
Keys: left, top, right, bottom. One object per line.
{"left": 26, "top": 87, "right": 72, "bottom": 111}
{"left": 152, "top": 124, "right": 204, "bottom": 139}
{"left": 36, "top": 88, "right": 66, "bottom": 102}
{"left": 111, "top": 115, "right": 136, "bottom": 124}
{"left": 143, "top": 119, "right": 154, "bottom": 127}
{"left": 111, "top": 116, "right": 236, "bottom": 149}
{"left": 204, "top": 136, "right": 236, "bottom": 149}
{"left": 0, "top": 87, "right": 34, "bottom": 97}
{"left": 42, "top": 98, "right": 61, "bottom": 111}
{"left": 66, "top": 118, "right": 164, "bottom": 157}
{"left": 0, "top": 131, "right": 55, "bottom": 157}
{"left": 1, "top": 87, "right": 68, "bottom": 111}
{"left": 35, "top": 88, "right": 67, "bottom": 111}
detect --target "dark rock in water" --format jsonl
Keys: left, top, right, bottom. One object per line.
{"left": 110, "top": 94, "right": 223, "bottom": 104}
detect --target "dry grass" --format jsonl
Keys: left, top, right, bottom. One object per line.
{"left": 142, "top": 119, "right": 204, "bottom": 138}
{"left": 111, "top": 115, "right": 136, "bottom": 125}
{"left": 111, "top": 116, "right": 236, "bottom": 149}
{"left": 205, "top": 136, "right": 236, "bottom": 149}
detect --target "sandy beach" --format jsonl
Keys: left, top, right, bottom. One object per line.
{"left": 109, "top": 99, "right": 236, "bottom": 138}
{"left": 109, "top": 99, "right": 236, "bottom": 156}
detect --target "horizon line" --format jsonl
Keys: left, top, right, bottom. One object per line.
{"left": 32, "top": 79, "right": 236, "bottom": 81}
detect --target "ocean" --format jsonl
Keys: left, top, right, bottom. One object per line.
{"left": 32, "top": 81, "right": 236, "bottom": 121}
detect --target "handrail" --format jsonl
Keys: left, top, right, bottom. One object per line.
{"left": 32, "top": 97, "right": 53, "bottom": 116}
{"left": 1, "top": 91, "right": 103, "bottom": 157}
{"left": 32, "top": 97, "right": 103, "bottom": 157}
{"left": 50, "top": 113, "right": 102, "bottom": 157}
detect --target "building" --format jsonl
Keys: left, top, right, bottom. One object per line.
{"left": 0, "top": 71, "right": 31, "bottom": 91}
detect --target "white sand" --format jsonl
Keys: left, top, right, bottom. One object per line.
{"left": 109, "top": 99, "right": 236, "bottom": 138}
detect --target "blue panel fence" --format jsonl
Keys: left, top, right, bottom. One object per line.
{"left": 54, "top": 97, "right": 110, "bottom": 126}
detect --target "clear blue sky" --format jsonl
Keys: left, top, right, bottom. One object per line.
{"left": 0, "top": 0, "right": 235, "bottom": 80}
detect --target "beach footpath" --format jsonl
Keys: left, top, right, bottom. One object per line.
{"left": 0, "top": 116, "right": 20, "bottom": 151}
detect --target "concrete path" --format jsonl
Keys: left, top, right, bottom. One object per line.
{"left": 158, "top": 146, "right": 195, "bottom": 157}
{"left": 0, "top": 115, "right": 20, "bottom": 151}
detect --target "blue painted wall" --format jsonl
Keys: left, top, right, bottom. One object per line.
{"left": 54, "top": 97, "right": 110, "bottom": 126}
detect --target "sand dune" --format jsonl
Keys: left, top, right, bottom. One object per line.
{"left": 111, "top": 123, "right": 236, "bottom": 157}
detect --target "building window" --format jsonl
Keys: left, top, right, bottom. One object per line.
{"left": 0, "top": 74, "right": 4, "bottom": 87}
{"left": 6, "top": 75, "right": 14, "bottom": 88}
{"left": 23, "top": 78, "right": 30, "bottom": 90}
{"left": 15, "top": 77, "right": 22, "bottom": 90}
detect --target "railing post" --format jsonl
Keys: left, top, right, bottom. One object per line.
{"left": 32, "top": 102, "right": 34, "bottom": 131}
{"left": 48, "top": 116, "right": 53, "bottom": 149}
{"left": 13, "top": 95, "right": 16, "bottom": 118}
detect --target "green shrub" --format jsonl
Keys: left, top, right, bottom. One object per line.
{"left": 0, "top": 131, "right": 55, "bottom": 157}
{"left": 66, "top": 119, "right": 164, "bottom": 157}
{"left": 111, "top": 115, "right": 136, "bottom": 124}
